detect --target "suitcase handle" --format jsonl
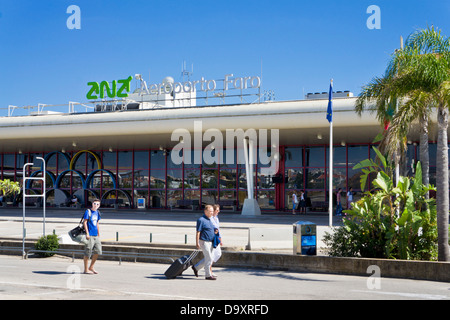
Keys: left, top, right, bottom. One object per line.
{"left": 185, "top": 250, "right": 200, "bottom": 265}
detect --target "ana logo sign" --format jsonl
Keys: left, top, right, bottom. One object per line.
{"left": 86, "top": 76, "right": 133, "bottom": 100}
{"left": 86, "top": 73, "right": 261, "bottom": 100}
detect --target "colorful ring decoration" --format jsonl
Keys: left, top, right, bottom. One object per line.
{"left": 27, "top": 150, "right": 126, "bottom": 206}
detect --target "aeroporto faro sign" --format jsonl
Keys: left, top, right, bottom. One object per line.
{"left": 86, "top": 74, "right": 261, "bottom": 100}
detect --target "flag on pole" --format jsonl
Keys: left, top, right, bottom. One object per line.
{"left": 326, "top": 80, "right": 333, "bottom": 123}
{"left": 327, "top": 79, "right": 333, "bottom": 227}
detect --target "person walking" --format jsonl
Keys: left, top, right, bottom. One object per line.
{"left": 83, "top": 199, "right": 102, "bottom": 274}
{"left": 193, "top": 204, "right": 222, "bottom": 278}
{"left": 292, "top": 191, "right": 299, "bottom": 214}
{"left": 336, "top": 188, "right": 343, "bottom": 216}
{"left": 299, "top": 190, "right": 306, "bottom": 214}
{"left": 347, "top": 187, "right": 354, "bottom": 209}
{"left": 193, "top": 205, "right": 216, "bottom": 280}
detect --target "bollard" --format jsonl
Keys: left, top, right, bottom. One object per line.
{"left": 150, "top": 233, "right": 152, "bottom": 243}
{"left": 116, "top": 232, "right": 119, "bottom": 242}
{"left": 185, "top": 234, "right": 187, "bottom": 244}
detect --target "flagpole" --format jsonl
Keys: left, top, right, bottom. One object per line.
{"left": 328, "top": 79, "right": 334, "bottom": 227}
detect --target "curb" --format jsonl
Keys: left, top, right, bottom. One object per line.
{"left": 1, "top": 240, "right": 449, "bottom": 283}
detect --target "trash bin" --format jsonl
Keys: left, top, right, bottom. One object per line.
{"left": 293, "top": 221, "right": 317, "bottom": 255}
{"left": 137, "top": 198, "right": 146, "bottom": 209}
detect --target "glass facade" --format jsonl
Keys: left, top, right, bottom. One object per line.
{"left": 0, "top": 142, "right": 439, "bottom": 211}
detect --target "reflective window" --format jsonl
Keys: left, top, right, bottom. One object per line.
{"left": 327, "top": 146, "right": 346, "bottom": 167}
{"left": 118, "top": 151, "right": 132, "bottom": 171}
{"left": 305, "top": 168, "right": 325, "bottom": 189}
{"left": 285, "top": 147, "right": 302, "bottom": 167}
{"left": 258, "top": 170, "right": 275, "bottom": 189}
{"left": 285, "top": 168, "right": 303, "bottom": 189}
{"left": 134, "top": 169, "right": 149, "bottom": 189}
{"left": 102, "top": 151, "right": 117, "bottom": 172}
{"left": 305, "top": 147, "right": 324, "bottom": 167}
{"left": 220, "top": 190, "right": 236, "bottom": 202}
{"left": 238, "top": 168, "right": 253, "bottom": 190}
{"left": 3, "top": 154, "right": 14, "bottom": 171}
{"left": 202, "top": 189, "right": 217, "bottom": 205}
{"left": 258, "top": 190, "right": 275, "bottom": 209}
{"left": 167, "top": 189, "right": 182, "bottom": 207}
{"left": 150, "top": 170, "right": 166, "bottom": 189}
{"left": 167, "top": 150, "right": 182, "bottom": 169}
{"left": 202, "top": 169, "right": 218, "bottom": 189}
{"left": 45, "top": 154, "right": 57, "bottom": 172}
{"left": 347, "top": 145, "right": 369, "bottom": 169}
{"left": 16, "top": 153, "right": 26, "bottom": 170}
{"left": 219, "top": 169, "right": 237, "bottom": 189}
{"left": 151, "top": 150, "right": 166, "bottom": 169}
{"left": 185, "top": 150, "right": 202, "bottom": 169}
{"left": 329, "top": 167, "right": 346, "bottom": 190}
{"left": 102, "top": 172, "right": 115, "bottom": 189}
{"left": 134, "top": 151, "right": 149, "bottom": 169}
{"left": 150, "top": 190, "right": 165, "bottom": 208}
{"left": 167, "top": 169, "right": 182, "bottom": 188}
{"left": 184, "top": 189, "right": 200, "bottom": 202}
{"left": 220, "top": 149, "right": 236, "bottom": 168}
{"left": 184, "top": 169, "right": 200, "bottom": 189}
{"left": 87, "top": 171, "right": 103, "bottom": 189}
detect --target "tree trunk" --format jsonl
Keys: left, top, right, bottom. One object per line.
{"left": 419, "top": 113, "right": 429, "bottom": 190}
{"left": 436, "top": 104, "right": 450, "bottom": 261}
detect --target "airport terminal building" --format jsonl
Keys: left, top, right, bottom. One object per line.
{"left": 0, "top": 74, "right": 437, "bottom": 211}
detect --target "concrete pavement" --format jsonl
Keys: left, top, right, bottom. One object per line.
{"left": 0, "top": 207, "right": 343, "bottom": 253}
{"left": 0, "top": 255, "right": 449, "bottom": 300}
{"left": 2, "top": 207, "right": 450, "bottom": 283}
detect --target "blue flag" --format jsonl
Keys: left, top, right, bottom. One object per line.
{"left": 326, "top": 82, "right": 333, "bottom": 123}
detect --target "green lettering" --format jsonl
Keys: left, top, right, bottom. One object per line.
{"left": 88, "top": 76, "right": 132, "bottom": 100}
{"left": 86, "top": 82, "right": 99, "bottom": 100}
{"left": 100, "top": 80, "right": 117, "bottom": 99}
{"left": 117, "top": 76, "right": 132, "bottom": 98}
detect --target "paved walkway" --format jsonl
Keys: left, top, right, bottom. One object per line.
{"left": 1, "top": 254, "right": 448, "bottom": 300}
{"left": 0, "top": 207, "right": 344, "bottom": 253}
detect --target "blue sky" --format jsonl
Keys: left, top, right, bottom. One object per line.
{"left": 0, "top": 0, "right": 449, "bottom": 115}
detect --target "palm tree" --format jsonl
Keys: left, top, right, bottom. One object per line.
{"left": 383, "top": 90, "right": 433, "bottom": 188}
{"left": 357, "top": 27, "right": 450, "bottom": 261}
{"left": 355, "top": 72, "right": 406, "bottom": 181}
{"left": 388, "top": 27, "right": 450, "bottom": 261}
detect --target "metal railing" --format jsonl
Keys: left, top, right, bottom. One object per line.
{"left": 0, "top": 246, "right": 175, "bottom": 265}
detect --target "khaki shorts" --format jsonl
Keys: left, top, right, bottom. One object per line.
{"left": 84, "top": 236, "right": 102, "bottom": 257}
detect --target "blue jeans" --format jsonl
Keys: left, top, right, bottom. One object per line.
{"left": 336, "top": 203, "right": 342, "bottom": 215}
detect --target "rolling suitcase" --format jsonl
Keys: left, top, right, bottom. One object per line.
{"left": 164, "top": 250, "right": 199, "bottom": 279}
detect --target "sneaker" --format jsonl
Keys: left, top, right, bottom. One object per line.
{"left": 205, "top": 276, "right": 216, "bottom": 280}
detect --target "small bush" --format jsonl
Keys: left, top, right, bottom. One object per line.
{"left": 35, "top": 234, "right": 59, "bottom": 257}
{"left": 324, "top": 148, "right": 438, "bottom": 261}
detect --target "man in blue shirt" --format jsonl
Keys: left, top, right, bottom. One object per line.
{"left": 193, "top": 204, "right": 222, "bottom": 278}
{"left": 195, "top": 205, "right": 216, "bottom": 280}
{"left": 83, "top": 199, "right": 102, "bottom": 274}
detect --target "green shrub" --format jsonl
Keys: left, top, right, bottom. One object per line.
{"left": 35, "top": 234, "right": 59, "bottom": 257}
{"left": 324, "top": 147, "right": 438, "bottom": 261}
